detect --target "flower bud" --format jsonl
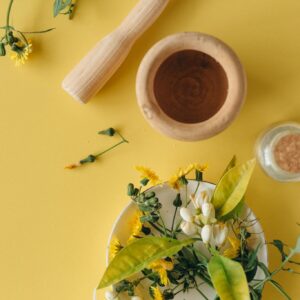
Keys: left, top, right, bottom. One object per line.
{"left": 213, "top": 224, "right": 229, "bottom": 247}
{"left": 180, "top": 221, "right": 198, "bottom": 236}
{"left": 173, "top": 193, "right": 182, "bottom": 207}
{"left": 180, "top": 207, "right": 194, "bottom": 222}
{"left": 201, "top": 202, "right": 215, "bottom": 219}
{"left": 127, "top": 183, "right": 135, "bottom": 196}
{"left": 0, "top": 43, "right": 6, "bottom": 56}
{"left": 105, "top": 290, "right": 117, "bottom": 300}
{"left": 201, "top": 224, "right": 213, "bottom": 244}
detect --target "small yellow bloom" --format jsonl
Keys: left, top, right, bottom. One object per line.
{"left": 10, "top": 40, "right": 33, "bottom": 66}
{"left": 149, "top": 259, "right": 174, "bottom": 286}
{"left": 151, "top": 286, "right": 164, "bottom": 300}
{"left": 223, "top": 236, "right": 241, "bottom": 259}
{"left": 128, "top": 211, "right": 143, "bottom": 241}
{"left": 168, "top": 163, "right": 207, "bottom": 190}
{"left": 109, "top": 237, "right": 122, "bottom": 261}
{"left": 135, "top": 166, "right": 161, "bottom": 185}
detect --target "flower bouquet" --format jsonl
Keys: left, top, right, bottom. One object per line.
{"left": 97, "top": 158, "right": 300, "bottom": 300}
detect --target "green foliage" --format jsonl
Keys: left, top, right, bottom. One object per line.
{"left": 208, "top": 255, "right": 250, "bottom": 300}
{"left": 98, "top": 127, "right": 116, "bottom": 137}
{"left": 98, "top": 237, "right": 194, "bottom": 289}
{"left": 212, "top": 159, "right": 256, "bottom": 217}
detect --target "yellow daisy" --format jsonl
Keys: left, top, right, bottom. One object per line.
{"left": 10, "top": 40, "right": 33, "bottom": 66}
{"left": 151, "top": 286, "right": 164, "bottom": 300}
{"left": 128, "top": 211, "right": 143, "bottom": 242}
{"left": 223, "top": 236, "right": 241, "bottom": 259}
{"left": 109, "top": 237, "right": 123, "bottom": 261}
{"left": 149, "top": 259, "right": 174, "bottom": 286}
{"left": 135, "top": 166, "right": 161, "bottom": 185}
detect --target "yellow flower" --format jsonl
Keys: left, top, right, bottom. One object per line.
{"left": 223, "top": 236, "right": 241, "bottom": 259}
{"left": 149, "top": 259, "right": 174, "bottom": 286}
{"left": 10, "top": 40, "right": 33, "bottom": 66}
{"left": 128, "top": 211, "right": 143, "bottom": 242}
{"left": 169, "top": 163, "right": 208, "bottom": 190}
{"left": 109, "top": 237, "right": 122, "bottom": 261}
{"left": 135, "top": 166, "right": 161, "bottom": 185}
{"left": 151, "top": 286, "right": 164, "bottom": 300}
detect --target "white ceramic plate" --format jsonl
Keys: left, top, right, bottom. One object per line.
{"left": 97, "top": 181, "right": 268, "bottom": 300}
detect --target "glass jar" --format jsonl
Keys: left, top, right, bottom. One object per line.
{"left": 256, "top": 122, "right": 300, "bottom": 182}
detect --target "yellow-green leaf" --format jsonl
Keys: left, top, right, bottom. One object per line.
{"left": 212, "top": 159, "right": 256, "bottom": 217}
{"left": 98, "top": 237, "right": 194, "bottom": 289}
{"left": 208, "top": 255, "right": 250, "bottom": 300}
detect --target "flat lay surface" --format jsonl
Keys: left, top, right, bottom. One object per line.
{"left": 0, "top": 0, "right": 299, "bottom": 299}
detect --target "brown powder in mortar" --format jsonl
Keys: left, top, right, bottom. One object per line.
{"left": 273, "top": 134, "right": 300, "bottom": 173}
{"left": 154, "top": 50, "right": 228, "bottom": 124}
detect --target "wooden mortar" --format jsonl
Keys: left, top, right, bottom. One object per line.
{"left": 136, "top": 32, "right": 247, "bottom": 141}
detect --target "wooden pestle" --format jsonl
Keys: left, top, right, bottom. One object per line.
{"left": 62, "top": 0, "right": 169, "bottom": 104}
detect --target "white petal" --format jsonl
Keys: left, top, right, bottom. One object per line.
{"left": 181, "top": 221, "right": 198, "bottom": 235}
{"left": 180, "top": 207, "right": 194, "bottom": 222}
{"left": 201, "top": 224, "right": 213, "bottom": 244}
{"left": 131, "top": 297, "right": 143, "bottom": 300}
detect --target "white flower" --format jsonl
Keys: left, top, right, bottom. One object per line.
{"left": 105, "top": 290, "right": 118, "bottom": 300}
{"left": 180, "top": 207, "right": 198, "bottom": 236}
{"left": 180, "top": 221, "right": 198, "bottom": 235}
{"left": 201, "top": 201, "right": 215, "bottom": 219}
{"left": 131, "top": 297, "right": 143, "bottom": 300}
{"left": 190, "top": 188, "right": 214, "bottom": 209}
{"left": 201, "top": 224, "right": 213, "bottom": 244}
{"left": 180, "top": 207, "right": 194, "bottom": 222}
{"left": 213, "top": 224, "right": 229, "bottom": 247}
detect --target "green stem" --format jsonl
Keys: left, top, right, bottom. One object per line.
{"left": 6, "top": 0, "right": 14, "bottom": 31}
{"left": 157, "top": 211, "right": 167, "bottom": 236}
{"left": 171, "top": 206, "right": 178, "bottom": 235}
{"left": 94, "top": 140, "right": 127, "bottom": 158}
{"left": 254, "top": 250, "right": 295, "bottom": 289}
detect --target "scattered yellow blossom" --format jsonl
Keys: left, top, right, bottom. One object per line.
{"left": 169, "top": 163, "right": 207, "bottom": 190}
{"left": 223, "top": 236, "right": 241, "bottom": 259}
{"left": 10, "top": 40, "right": 32, "bottom": 66}
{"left": 128, "top": 211, "right": 143, "bottom": 242}
{"left": 109, "top": 237, "right": 123, "bottom": 261}
{"left": 149, "top": 259, "right": 174, "bottom": 286}
{"left": 151, "top": 286, "right": 164, "bottom": 300}
{"left": 135, "top": 166, "right": 161, "bottom": 185}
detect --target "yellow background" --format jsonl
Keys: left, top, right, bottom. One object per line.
{"left": 0, "top": 0, "right": 299, "bottom": 299}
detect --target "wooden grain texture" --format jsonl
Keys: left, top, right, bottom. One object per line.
{"left": 62, "top": 0, "right": 169, "bottom": 104}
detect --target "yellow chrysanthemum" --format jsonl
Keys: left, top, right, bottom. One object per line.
{"left": 128, "top": 211, "right": 143, "bottom": 242}
{"left": 149, "top": 259, "right": 174, "bottom": 286}
{"left": 135, "top": 166, "right": 161, "bottom": 185}
{"left": 10, "top": 40, "right": 33, "bottom": 66}
{"left": 151, "top": 286, "right": 164, "bottom": 300}
{"left": 223, "top": 236, "right": 241, "bottom": 259}
{"left": 109, "top": 237, "right": 122, "bottom": 261}
{"left": 192, "top": 163, "right": 208, "bottom": 172}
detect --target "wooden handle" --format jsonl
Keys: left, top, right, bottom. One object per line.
{"left": 62, "top": 0, "right": 169, "bottom": 104}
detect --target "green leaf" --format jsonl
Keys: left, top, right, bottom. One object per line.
{"left": 208, "top": 255, "right": 250, "bottom": 300}
{"left": 98, "top": 237, "right": 194, "bottom": 289}
{"left": 270, "top": 240, "right": 287, "bottom": 261}
{"left": 221, "top": 155, "right": 237, "bottom": 177}
{"left": 212, "top": 159, "right": 256, "bottom": 217}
